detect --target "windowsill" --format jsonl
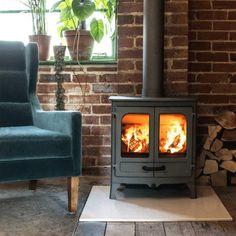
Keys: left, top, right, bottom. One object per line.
{"left": 39, "top": 59, "right": 117, "bottom": 66}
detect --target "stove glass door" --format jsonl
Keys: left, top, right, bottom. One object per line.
{"left": 159, "top": 114, "right": 187, "bottom": 157}
{"left": 121, "top": 113, "right": 149, "bottom": 158}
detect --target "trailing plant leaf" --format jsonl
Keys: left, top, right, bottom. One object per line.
{"left": 72, "top": 0, "right": 95, "bottom": 21}
{"left": 90, "top": 18, "right": 104, "bottom": 43}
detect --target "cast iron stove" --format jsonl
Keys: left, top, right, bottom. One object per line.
{"left": 109, "top": 0, "right": 197, "bottom": 199}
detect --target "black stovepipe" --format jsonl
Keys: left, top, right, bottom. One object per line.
{"left": 142, "top": 0, "right": 164, "bottom": 98}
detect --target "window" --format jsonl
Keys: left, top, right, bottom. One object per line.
{"left": 0, "top": 0, "right": 117, "bottom": 62}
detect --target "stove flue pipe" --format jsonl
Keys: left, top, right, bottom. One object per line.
{"left": 142, "top": 0, "right": 164, "bottom": 98}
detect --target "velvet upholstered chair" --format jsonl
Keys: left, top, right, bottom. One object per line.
{"left": 0, "top": 41, "right": 81, "bottom": 213}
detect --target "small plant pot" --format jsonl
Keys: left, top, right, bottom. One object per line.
{"left": 63, "top": 30, "right": 94, "bottom": 61}
{"left": 29, "top": 35, "right": 51, "bottom": 61}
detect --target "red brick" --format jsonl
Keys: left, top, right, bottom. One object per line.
{"left": 190, "top": 21, "right": 212, "bottom": 31}
{"left": 91, "top": 126, "right": 111, "bottom": 135}
{"left": 172, "top": 36, "right": 188, "bottom": 47}
{"left": 118, "top": 2, "right": 143, "bottom": 13}
{"left": 100, "top": 115, "right": 111, "bottom": 125}
{"left": 118, "top": 60, "right": 135, "bottom": 71}
{"left": 211, "top": 84, "right": 236, "bottom": 94}
{"left": 191, "top": 11, "right": 227, "bottom": 20}
{"left": 189, "top": 84, "right": 211, "bottom": 93}
{"left": 165, "top": 72, "right": 188, "bottom": 82}
{"left": 118, "top": 37, "right": 134, "bottom": 48}
{"left": 189, "top": 1, "right": 212, "bottom": 10}
{"left": 165, "top": 49, "right": 188, "bottom": 58}
{"left": 198, "top": 32, "right": 228, "bottom": 41}
{"left": 118, "top": 15, "right": 134, "bottom": 25}
{"left": 213, "top": 1, "right": 236, "bottom": 9}
{"left": 135, "top": 15, "right": 143, "bottom": 25}
{"left": 87, "top": 67, "right": 117, "bottom": 72}
{"left": 189, "top": 63, "right": 211, "bottom": 72}
{"left": 72, "top": 74, "right": 97, "bottom": 83}
{"left": 198, "top": 95, "right": 229, "bottom": 104}
{"left": 135, "top": 37, "right": 143, "bottom": 47}
{"left": 213, "top": 42, "right": 236, "bottom": 51}
{"left": 195, "top": 52, "right": 228, "bottom": 62}
{"left": 172, "top": 60, "right": 188, "bottom": 69}
{"left": 213, "top": 21, "right": 236, "bottom": 31}
{"left": 99, "top": 74, "right": 118, "bottom": 83}
{"left": 165, "top": 2, "right": 188, "bottom": 12}
{"left": 213, "top": 63, "right": 236, "bottom": 72}
{"left": 165, "top": 26, "right": 188, "bottom": 36}
{"left": 118, "top": 26, "right": 143, "bottom": 37}
{"left": 169, "top": 13, "right": 188, "bottom": 24}
{"left": 82, "top": 116, "right": 99, "bottom": 125}
{"left": 92, "top": 105, "right": 111, "bottom": 114}
{"left": 119, "top": 49, "right": 143, "bottom": 59}
{"left": 196, "top": 74, "right": 229, "bottom": 83}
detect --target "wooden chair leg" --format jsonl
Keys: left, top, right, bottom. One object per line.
{"left": 29, "top": 180, "right": 38, "bottom": 190}
{"left": 67, "top": 176, "right": 79, "bottom": 213}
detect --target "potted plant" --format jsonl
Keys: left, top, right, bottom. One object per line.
{"left": 52, "top": 0, "right": 116, "bottom": 61}
{"left": 21, "top": 0, "right": 51, "bottom": 61}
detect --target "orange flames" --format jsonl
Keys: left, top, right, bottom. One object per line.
{"left": 159, "top": 114, "right": 187, "bottom": 154}
{"left": 121, "top": 113, "right": 187, "bottom": 155}
{"left": 121, "top": 114, "right": 149, "bottom": 153}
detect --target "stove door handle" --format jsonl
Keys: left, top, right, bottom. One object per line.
{"left": 142, "top": 166, "right": 166, "bottom": 171}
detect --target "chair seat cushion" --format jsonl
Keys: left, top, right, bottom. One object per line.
{"left": 0, "top": 126, "right": 71, "bottom": 159}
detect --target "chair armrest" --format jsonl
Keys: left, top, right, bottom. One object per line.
{"left": 33, "top": 110, "right": 82, "bottom": 175}
{"left": 33, "top": 110, "right": 81, "bottom": 136}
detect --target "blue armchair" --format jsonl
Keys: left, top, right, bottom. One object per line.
{"left": 0, "top": 41, "right": 81, "bottom": 213}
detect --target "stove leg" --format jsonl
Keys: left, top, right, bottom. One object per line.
{"left": 187, "top": 183, "right": 196, "bottom": 199}
{"left": 110, "top": 184, "right": 120, "bottom": 199}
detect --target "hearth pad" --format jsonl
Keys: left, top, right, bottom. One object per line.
{"left": 80, "top": 186, "right": 232, "bottom": 222}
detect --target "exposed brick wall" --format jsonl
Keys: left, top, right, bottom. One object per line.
{"left": 38, "top": 0, "right": 189, "bottom": 177}
{"left": 189, "top": 0, "right": 236, "bottom": 145}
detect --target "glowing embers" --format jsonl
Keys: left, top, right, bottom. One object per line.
{"left": 121, "top": 114, "right": 149, "bottom": 157}
{"left": 159, "top": 114, "right": 187, "bottom": 154}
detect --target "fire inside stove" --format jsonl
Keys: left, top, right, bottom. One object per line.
{"left": 121, "top": 114, "right": 149, "bottom": 157}
{"left": 121, "top": 113, "right": 187, "bottom": 158}
{"left": 159, "top": 114, "right": 187, "bottom": 155}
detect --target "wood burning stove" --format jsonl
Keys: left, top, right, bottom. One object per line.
{"left": 109, "top": 97, "right": 197, "bottom": 199}
{"left": 109, "top": 0, "right": 197, "bottom": 198}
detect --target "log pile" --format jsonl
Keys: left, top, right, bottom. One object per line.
{"left": 196, "top": 111, "right": 236, "bottom": 186}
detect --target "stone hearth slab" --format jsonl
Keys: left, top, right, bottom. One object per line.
{"left": 80, "top": 186, "right": 232, "bottom": 222}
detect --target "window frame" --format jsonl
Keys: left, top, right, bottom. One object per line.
{"left": 0, "top": 6, "right": 117, "bottom": 64}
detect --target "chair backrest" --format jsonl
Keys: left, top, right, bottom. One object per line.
{"left": 0, "top": 41, "right": 33, "bottom": 127}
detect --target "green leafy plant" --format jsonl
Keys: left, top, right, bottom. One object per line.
{"left": 52, "top": 0, "right": 116, "bottom": 43}
{"left": 20, "top": 0, "right": 47, "bottom": 35}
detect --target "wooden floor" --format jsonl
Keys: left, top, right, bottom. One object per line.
{"left": 74, "top": 186, "right": 236, "bottom": 236}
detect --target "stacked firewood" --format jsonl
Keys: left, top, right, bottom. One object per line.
{"left": 196, "top": 111, "right": 236, "bottom": 186}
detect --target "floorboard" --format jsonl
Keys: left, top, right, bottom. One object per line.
{"left": 164, "top": 222, "right": 196, "bottom": 236}
{"left": 191, "top": 222, "right": 227, "bottom": 236}
{"left": 105, "top": 222, "right": 135, "bottom": 236}
{"left": 73, "top": 222, "right": 106, "bottom": 236}
{"left": 136, "top": 222, "right": 165, "bottom": 236}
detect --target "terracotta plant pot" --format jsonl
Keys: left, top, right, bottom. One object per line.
{"left": 63, "top": 30, "right": 94, "bottom": 61}
{"left": 29, "top": 35, "right": 51, "bottom": 61}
